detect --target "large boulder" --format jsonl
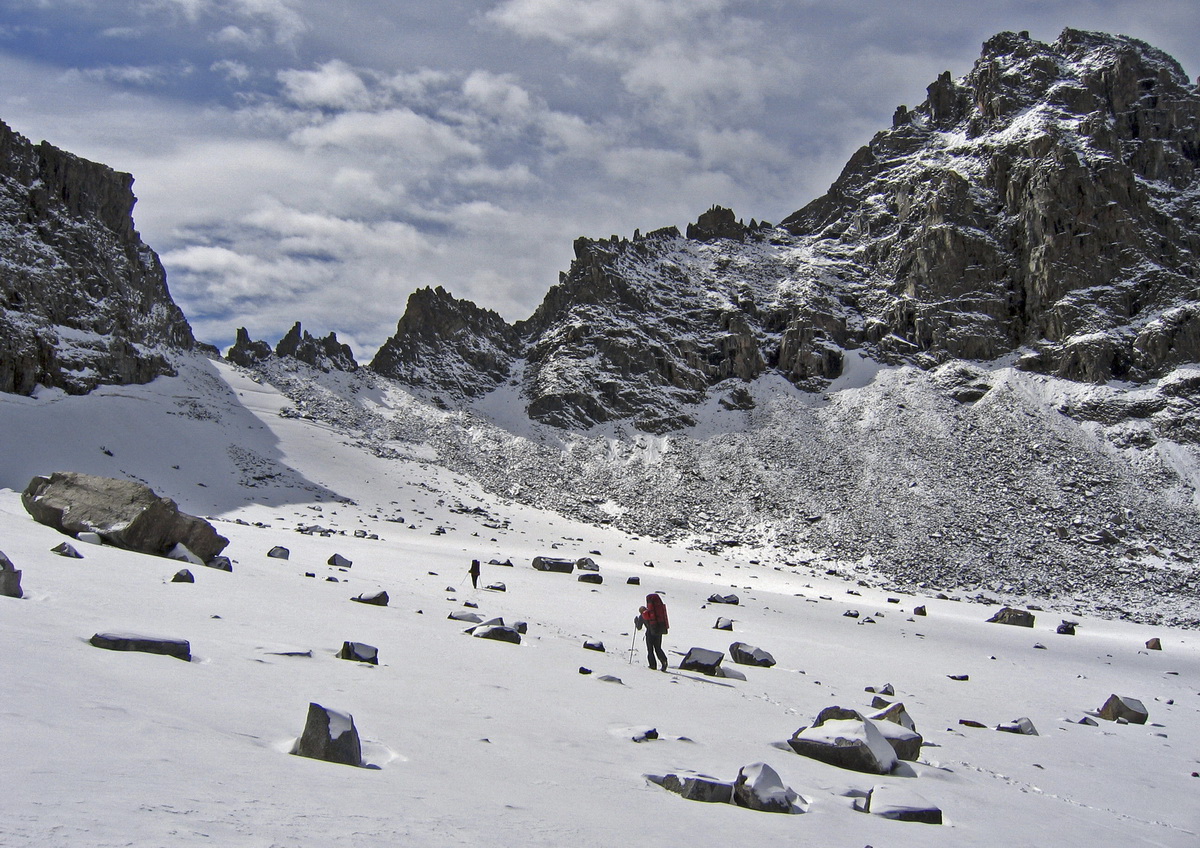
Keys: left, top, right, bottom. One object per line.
{"left": 472, "top": 624, "right": 522, "bottom": 644}
{"left": 864, "top": 703, "right": 923, "bottom": 760}
{"left": 732, "top": 762, "right": 800, "bottom": 813}
{"left": 292, "top": 702, "right": 362, "bottom": 767}
{"left": 532, "top": 556, "right": 575, "bottom": 573}
{"left": 22, "top": 472, "right": 228, "bottom": 560}
{"left": 680, "top": 647, "right": 724, "bottom": 676}
{"left": 1098, "top": 694, "right": 1148, "bottom": 724}
{"left": 729, "top": 642, "right": 776, "bottom": 667}
{"left": 89, "top": 631, "right": 191, "bottom": 662}
{"left": 986, "top": 607, "right": 1035, "bottom": 627}
{"left": 788, "top": 712, "right": 897, "bottom": 775}
{"left": 0, "top": 551, "right": 23, "bottom": 599}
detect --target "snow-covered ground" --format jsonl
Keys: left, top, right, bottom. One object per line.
{"left": 1, "top": 356, "right": 1197, "bottom": 846}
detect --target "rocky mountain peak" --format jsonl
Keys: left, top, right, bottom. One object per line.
{"left": 344, "top": 29, "right": 1200, "bottom": 433}
{"left": 369, "top": 286, "right": 518, "bottom": 398}
{"left": 0, "top": 119, "right": 196, "bottom": 395}
{"left": 226, "top": 322, "right": 357, "bottom": 372}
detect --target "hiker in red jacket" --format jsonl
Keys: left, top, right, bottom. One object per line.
{"left": 635, "top": 592, "right": 670, "bottom": 671}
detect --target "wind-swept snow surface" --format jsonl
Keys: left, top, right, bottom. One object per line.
{"left": 1, "top": 357, "right": 1197, "bottom": 846}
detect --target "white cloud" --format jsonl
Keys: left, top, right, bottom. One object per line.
{"left": 211, "top": 58, "right": 252, "bottom": 82}
{"left": 278, "top": 59, "right": 371, "bottom": 110}
{"left": 289, "top": 107, "right": 481, "bottom": 163}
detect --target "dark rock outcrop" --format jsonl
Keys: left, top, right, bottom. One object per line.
{"left": 293, "top": 702, "right": 363, "bottom": 767}
{"left": 89, "top": 631, "right": 191, "bottom": 661}
{"left": 0, "top": 119, "right": 195, "bottom": 396}
{"left": 22, "top": 472, "right": 228, "bottom": 561}
{"left": 987, "top": 607, "right": 1036, "bottom": 627}
{"left": 729, "top": 642, "right": 776, "bottom": 667}
{"left": 0, "top": 551, "right": 23, "bottom": 598}
{"left": 679, "top": 647, "right": 724, "bottom": 675}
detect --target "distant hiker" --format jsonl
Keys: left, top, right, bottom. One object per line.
{"left": 468, "top": 559, "right": 481, "bottom": 589}
{"left": 635, "top": 592, "right": 670, "bottom": 671}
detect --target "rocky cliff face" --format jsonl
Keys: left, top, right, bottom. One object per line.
{"left": 0, "top": 120, "right": 196, "bottom": 395}
{"left": 368, "top": 29, "right": 1200, "bottom": 433}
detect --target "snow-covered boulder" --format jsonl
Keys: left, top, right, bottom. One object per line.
{"left": 449, "top": 610, "right": 484, "bottom": 623}
{"left": 351, "top": 591, "right": 389, "bottom": 606}
{"left": 338, "top": 641, "right": 378, "bottom": 665}
{"left": 1098, "top": 694, "right": 1148, "bottom": 724}
{"left": 997, "top": 717, "right": 1038, "bottom": 735}
{"left": 204, "top": 556, "right": 233, "bottom": 572}
{"left": 22, "top": 472, "right": 229, "bottom": 560}
{"left": 680, "top": 647, "right": 724, "bottom": 675}
{"left": 89, "top": 631, "right": 191, "bottom": 662}
{"left": 575, "top": 557, "right": 599, "bottom": 571}
{"left": 732, "top": 762, "right": 801, "bottom": 814}
{"left": 788, "top": 712, "right": 898, "bottom": 774}
{"left": 714, "top": 617, "right": 734, "bottom": 631}
{"left": 583, "top": 640, "right": 604, "bottom": 652}
{"left": 0, "top": 551, "right": 23, "bottom": 599}
{"left": 292, "top": 702, "right": 362, "bottom": 767}
{"left": 854, "top": 784, "right": 942, "bottom": 823}
{"left": 729, "top": 642, "right": 776, "bottom": 667}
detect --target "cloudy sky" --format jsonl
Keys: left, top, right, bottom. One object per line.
{"left": 1, "top": 1, "right": 1198, "bottom": 355}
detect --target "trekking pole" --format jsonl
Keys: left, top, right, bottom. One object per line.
{"left": 628, "top": 631, "right": 636, "bottom": 664}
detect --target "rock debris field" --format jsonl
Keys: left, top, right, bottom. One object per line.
{"left": 0, "top": 357, "right": 1197, "bottom": 847}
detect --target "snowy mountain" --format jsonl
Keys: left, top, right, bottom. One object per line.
{"left": 0, "top": 120, "right": 197, "bottom": 395}
{"left": 371, "top": 29, "right": 1200, "bottom": 433}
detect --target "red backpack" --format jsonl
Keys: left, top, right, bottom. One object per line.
{"left": 644, "top": 593, "right": 669, "bottom": 633}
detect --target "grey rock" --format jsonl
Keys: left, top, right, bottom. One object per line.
{"left": 448, "top": 610, "right": 484, "bottom": 623}
{"left": 987, "top": 607, "right": 1035, "bottom": 627}
{"left": 708, "top": 593, "right": 739, "bottom": 605}
{"left": 351, "top": 591, "right": 389, "bottom": 606}
{"left": 729, "top": 642, "right": 776, "bottom": 667}
{"left": 292, "top": 702, "right": 362, "bottom": 767}
{"left": 583, "top": 639, "right": 605, "bottom": 652}
{"left": 338, "top": 641, "right": 378, "bottom": 665}
{"left": 267, "top": 546, "right": 290, "bottom": 560}
{"left": 1057, "top": 620, "right": 1077, "bottom": 635}
{"left": 679, "top": 647, "right": 724, "bottom": 676}
{"left": 89, "top": 631, "right": 190, "bottom": 661}
{"left": 22, "top": 472, "right": 229, "bottom": 561}
{"left": 626, "top": 576, "right": 641, "bottom": 585}
{"left": 204, "top": 556, "right": 233, "bottom": 572}
{"left": 171, "top": 568, "right": 194, "bottom": 583}
{"left": 788, "top": 715, "right": 897, "bottom": 775}
{"left": 997, "top": 717, "right": 1038, "bottom": 735}
{"left": 472, "top": 625, "right": 521, "bottom": 644}
{"left": 1146, "top": 637, "right": 1162, "bottom": 650}
{"left": 649, "top": 773, "right": 734, "bottom": 804}
{"left": 578, "top": 572, "right": 603, "bottom": 584}
{"left": 1098, "top": 694, "right": 1148, "bottom": 724}
{"left": 485, "top": 582, "right": 506, "bottom": 592}
{"left": 856, "top": 784, "right": 942, "bottom": 824}
{"left": 714, "top": 617, "right": 734, "bottom": 631}
{"left": 531, "top": 556, "right": 574, "bottom": 573}
{"left": 732, "top": 762, "right": 800, "bottom": 814}
{"left": 328, "top": 553, "right": 353, "bottom": 568}
{"left": 0, "top": 551, "right": 23, "bottom": 599}
{"left": 51, "top": 542, "right": 83, "bottom": 558}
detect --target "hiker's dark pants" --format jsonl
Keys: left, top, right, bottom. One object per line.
{"left": 646, "top": 626, "right": 668, "bottom": 669}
